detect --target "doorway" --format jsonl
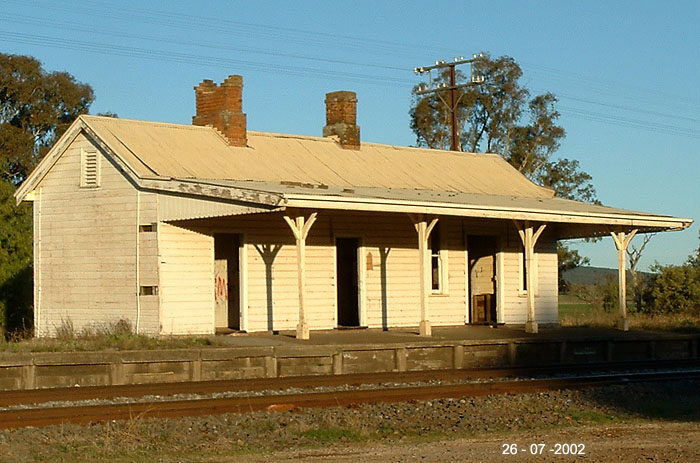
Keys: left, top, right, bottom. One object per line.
{"left": 214, "top": 233, "right": 241, "bottom": 330}
{"left": 468, "top": 235, "right": 498, "bottom": 324}
{"left": 336, "top": 237, "right": 360, "bottom": 327}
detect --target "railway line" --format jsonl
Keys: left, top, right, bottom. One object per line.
{"left": 1, "top": 359, "right": 698, "bottom": 430}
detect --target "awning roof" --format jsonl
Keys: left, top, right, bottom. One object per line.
{"left": 165, "top": 178, "right": 692, "bottom": 238}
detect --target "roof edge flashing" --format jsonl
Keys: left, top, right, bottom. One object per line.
{"left": 284, "top": 193, "right": 692, "bottom": 230}
{"left": 139, "top": 178, "right": 284, "bottom": 208}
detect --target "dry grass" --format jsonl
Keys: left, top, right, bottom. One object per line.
{"left": 0, "top": 318, "right": 231, "bottom": 353}
{"left": 559, "top": 304, "right": 700, "bottom": 333}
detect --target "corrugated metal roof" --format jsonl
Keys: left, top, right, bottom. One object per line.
{"left": 158, "top": 193, "right": 282, "bottom": 221}
{"left": 82, "top": 115, "right": 552, "bottom": 199}
{"left": 73, "top": 115, "right": 692, "bottom": 233}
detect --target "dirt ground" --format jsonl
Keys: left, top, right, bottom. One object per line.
{"left": 243, "top": 422, "right": 700, "bottom": 463}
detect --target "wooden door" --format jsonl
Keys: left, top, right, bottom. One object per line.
{"left": 468, "top": 235, "right": 497, "bottom": 324}
{"left": 214, "top": 233, "right": 241, "bottom": 330}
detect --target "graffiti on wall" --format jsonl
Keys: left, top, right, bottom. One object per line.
{"left": 215, "top": 276, "right": 228, "bottom": 301}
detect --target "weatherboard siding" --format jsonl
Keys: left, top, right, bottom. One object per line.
{"left": 136, "top": 191, "right": 160, "bottom": 334}
{"left": 158, "top": 222, "right": 214, "bottom": 335}
{"left": 500, "top": 227, "right": 559, "bottom": 325}
{"left": 34, "top": 134, "right": 139, "bottom": 336}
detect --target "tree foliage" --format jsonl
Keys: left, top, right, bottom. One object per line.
{"left": 410, "top": 53, "right": 598, "bottom": 281}
{"left": 409, "top": 53, "right": 597, "bottom": 203}
{"left": 557, "top": 243, "right": 590, "bottom": 292}
{"left": 626, "top": 234, "right": 654, "bottom": 311}
{"left": 0, "top": 180, "right": 32, "bottom": 333}
{"left": 644, "top": 231, "right": 700, "bottom": 315}
{"left": 0, "top": 53, "right": 94, "bottom": 333}
{"left": 1, "top": 53, "right": 94, "bottom": 184}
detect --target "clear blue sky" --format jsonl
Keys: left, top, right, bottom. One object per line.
{"left": 2, "top": 0, "right": 698, "bottom": 270}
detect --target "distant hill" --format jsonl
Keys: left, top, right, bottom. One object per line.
{"left": 562, "top": 266, "right": 653, "bottom": 286}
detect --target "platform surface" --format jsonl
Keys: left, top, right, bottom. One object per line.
{"left": 214, "top": 325, "right": 694, "bottom": 348}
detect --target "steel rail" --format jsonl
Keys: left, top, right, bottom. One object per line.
{"left": 0, "top": 369, "right": 698, "bottom": 430}
{"left": 1, "top": 358, "right": 699, "bottom": 407}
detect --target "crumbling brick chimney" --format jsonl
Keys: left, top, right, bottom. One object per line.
{"left": 323, "top": 91, "right": 360, "bottom": 150}
{"left": 193, "top": 75, "right": 247, "bottom": 147}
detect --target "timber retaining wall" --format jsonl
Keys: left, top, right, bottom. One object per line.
{"left": 0, "top": 335, "right": 698, "bottom": 391}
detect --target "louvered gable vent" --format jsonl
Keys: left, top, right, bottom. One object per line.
{"left": 80, "top": 148, "right": 100, "bottom": 188}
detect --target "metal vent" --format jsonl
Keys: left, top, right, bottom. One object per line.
{"left": 80, "top": 149, "right": 100, "bottom": 188}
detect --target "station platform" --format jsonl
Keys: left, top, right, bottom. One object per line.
{"left": 213, "top": 325, "right": 688, "bottom": 347}
{"left": 1, "top": 326, "right": 697, "bottom": 391}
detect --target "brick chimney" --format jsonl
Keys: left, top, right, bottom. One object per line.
{"left": 323, "top": 91, "right": 360, "bottom": 150}
{"left": 193, "top": 75, "right": 247, "bottom": 147}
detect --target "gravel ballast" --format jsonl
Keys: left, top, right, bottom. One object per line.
{"left": 0, "top": 380, "right": 697, "bottom": 462}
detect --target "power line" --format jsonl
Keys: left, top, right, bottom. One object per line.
{"left": 4, "top": 29, "right": 697, "bottom": 140}
{"left": 2, "top": 6, "right": 698, "bottom": 141}
{"left": 531, "top": 88, "right": 700, "bottom": 124}
{"left": 0, "top": 13, "right": 409, "bottom": 73}
{"left": 8, "top": 0, "right": 698, "bottom": 122}
{"left": 522, "top": 63, "right": 700, "bottom": 109}
{"left": 0, "top": 31, "right": 415, "bottom": 87}
{"left": 8, "top": 0, "right": 449, "bottom": 59}
{"left": 11, "top": 0, "right": 699, "bottom": 121}
{"left": 24, "top": 0, "right": 700, "bottom": 112}
{"left": 559, "top": 106, "right": 700, "bottom": 139}
{"left": 7, "top": 11, "right": 697, "bottom": 130}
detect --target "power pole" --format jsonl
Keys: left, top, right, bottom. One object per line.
{"left": 414, "top": 54, "right": 485, "bottom": 151}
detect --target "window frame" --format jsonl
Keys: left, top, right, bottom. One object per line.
{"left": 517, "top": 248, "right": 538, "bottom": 296}
{"left": 429, "top": 222, "right": 449, "bottom": 295}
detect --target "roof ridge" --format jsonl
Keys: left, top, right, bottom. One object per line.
{"left": 80, "top": 115, "right": 211, "bottom": 131}
{"left": 81, "top": 116, "right": 503, "bottom": 159}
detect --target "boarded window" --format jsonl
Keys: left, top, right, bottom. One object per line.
{"left": 80, "top": 148, "right": 100, "bottom": 188}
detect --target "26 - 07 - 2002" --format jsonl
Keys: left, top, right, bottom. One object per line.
{"left": 502, "top": 443, "right": 585, "bottom": 455}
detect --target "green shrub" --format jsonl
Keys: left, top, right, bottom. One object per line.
{"left": 645, "top": 263, "right": 700, "bottom": 315}
{"left": 643, "top": 232, "right": 700, "bottom": 315}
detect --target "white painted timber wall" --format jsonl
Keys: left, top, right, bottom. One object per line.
{"left": 500, "top": 227, "right": 559, "bottom": 324}
{"left": 185, "top": 211, "right": 558, "bottom": 333}
{"left": 137, "top": 192, "right": 160, "bottom": 334}
{"left": 158, "top": 222, "right": 214, "bottom": 334}
{"left": 33, "top": 134, "right": 139, "bottom": 336}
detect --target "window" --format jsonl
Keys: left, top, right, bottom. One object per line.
{"left": 430, "top": 222, "right": 448, "bottom": 293}
{"left": 80, "top": 148, "right": 100, "bottom": 188}
{"left": 522, "top": 246, "right": 528, "bottom": 291}
{"left": 139, "top": 286, "right": 158, "bottom": 296}
{"left": 518, "top": 248, "right": 537, "bottom": 295}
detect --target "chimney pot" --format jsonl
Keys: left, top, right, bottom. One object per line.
{"left": 323, "top": 90, "right": 360, "bottom": 150}
{"left": 193, "top": 75, "right": 247, "bottom": 147}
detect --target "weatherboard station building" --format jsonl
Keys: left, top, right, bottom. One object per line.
{"left": 15, "top": 75, "right": 692, "bottom": 339}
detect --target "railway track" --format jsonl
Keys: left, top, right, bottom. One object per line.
{"left": 1, "top": 360, "right": 698, "bottom": 430}
{"left": 3, "top": 358, "right": 698, "bottom": 407}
